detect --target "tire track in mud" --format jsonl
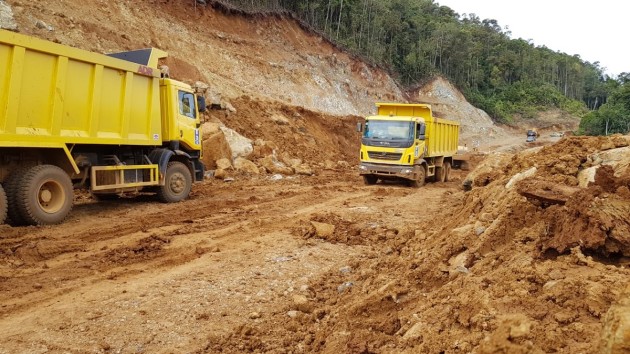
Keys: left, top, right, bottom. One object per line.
{"left": 0, "top": 175, "right": 373, "bottom": 317}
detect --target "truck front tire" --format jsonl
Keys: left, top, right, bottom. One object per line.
{"left": 0, "top": 185, "right": 7, "bottom": 224}
{"left": 157, "top": 161, "right": 192, "bottom": 203}
{"left": 15, "top": 165, "right": 74, "bottom": 226}
{"left": 409, "top": 166, "right": 426, "bottom": 188}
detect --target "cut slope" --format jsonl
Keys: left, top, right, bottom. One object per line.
{"left": 6, "top": 0, "right": 403, "bottom": 116}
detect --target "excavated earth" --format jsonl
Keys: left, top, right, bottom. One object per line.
{"left": 1, "top": 0, "right": 629, "bottom": 353}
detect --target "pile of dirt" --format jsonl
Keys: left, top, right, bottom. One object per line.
{"left": 211, "top": 135, "right": 630, "bottom": 353}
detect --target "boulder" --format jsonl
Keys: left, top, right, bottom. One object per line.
{"left": 201, "top": 130, "right": 232, "bottom": 170}
{"left": 260, "top": 155, "right": 294, "bottom": 175}
{"left": 310, "top": 221, "right": 335, "bottom": 237}
{"left": 234, "top": 157, "right": 259, "bottom": 174}
{"left": 214, "top": 168, "right": 228, "bottom": 180}
{"left": 216, "top": 158, "right": 233, "bottom": 170}
{"left": 220, "top": 126, "right": 253, "bottom": 159}
{"left": 0, "top": 1, "right": 17, "bottom": 31}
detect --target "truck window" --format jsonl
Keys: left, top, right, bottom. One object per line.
{"left": 178, "top": 91, "right": 196, "bottom": 119}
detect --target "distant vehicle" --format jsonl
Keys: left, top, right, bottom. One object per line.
{"left": 526, "top": 129, "right": 539, "bottom": 142}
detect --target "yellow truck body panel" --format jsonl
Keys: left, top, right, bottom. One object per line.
{"left": 0, "top": 30, "right": 163, "bottom": 147}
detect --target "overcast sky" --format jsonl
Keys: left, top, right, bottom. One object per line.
{"left": 436, "top": 0, "right": 629, "bottom": 76}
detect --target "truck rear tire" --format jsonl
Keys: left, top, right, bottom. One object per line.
{"left": 156, "top": 161, "right": 192, "bottom": 203}
{"left": 15, "top": 165, "right": 74, "bottom": 226}
{"left": 363, "top": 175, "right": 378, "bottom": 185}
{"left": 435, "top": 165, "right": 446, "bottom": 182}
{"left": 444, "top": 161, "right": 452, "bottom": 182}
{"left": 5, "top": 167, "right": 30, "bottom": 225}
{"left": 0, "top": 185, "right": 7, "bottom": 224}
{"left": 408, "top": 166, "right": 426, "bottom": 188}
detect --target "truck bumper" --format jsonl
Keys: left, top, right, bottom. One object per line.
{"left": 358, "top": 162, "right": 418, "bottom": 181}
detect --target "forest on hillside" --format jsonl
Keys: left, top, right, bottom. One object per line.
{"left": 209, "top": 0, "right": 629, "bottom": 135}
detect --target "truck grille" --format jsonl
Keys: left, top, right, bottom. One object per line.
{"left": 367, "top": 151, "right": 402, "bottom": 161}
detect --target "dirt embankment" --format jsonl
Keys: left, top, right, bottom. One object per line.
{"left": 209, "top": 136, "right": 630, "bottom": 353}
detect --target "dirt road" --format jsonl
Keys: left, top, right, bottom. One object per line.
{"left": 0, "top": 169, "right": 465, "bottom": 353}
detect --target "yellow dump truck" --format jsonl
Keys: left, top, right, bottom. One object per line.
{"left": 0, "top": 30, "right": 206, "bottom": 225}
{"left": 357, "top": 103, "right": 459, "bottom": 187}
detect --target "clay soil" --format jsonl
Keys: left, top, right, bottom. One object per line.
{"left": 1, "top": 0, "right": 630, "bottom": 353}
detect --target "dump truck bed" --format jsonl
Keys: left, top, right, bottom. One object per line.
{"left": 0, "top": 30, "right": 164, "bottom": 148}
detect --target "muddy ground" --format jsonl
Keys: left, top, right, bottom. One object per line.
{"left": 1, "top": 135, "right": 629, "bottom": 353}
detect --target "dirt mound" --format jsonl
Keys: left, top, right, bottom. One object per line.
{"left": 213, "top": 136, "right": 630, "bottom": 353}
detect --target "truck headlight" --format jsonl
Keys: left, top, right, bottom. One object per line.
{"left": 359, "top": 165, "right": 367, "bottom": 171}
{"left": 402, "top": 168, "right": 413, "bottom": 174}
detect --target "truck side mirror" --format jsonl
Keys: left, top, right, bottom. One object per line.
{"left": 417, "top": 123, "right": 426, "bottom": 140}
{"left": 197, "top": 96, "right": 207, "bottom": 113}
{"left": 356, "top": 122, "right": 363, "bottom": 132}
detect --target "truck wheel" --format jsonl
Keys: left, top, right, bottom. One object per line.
{"left": 409, "top": 166, "right": 426, "bottom": 188}
{"left": 435, "top": 165, "right": 446, "bottom": 182}
{"left": 15, "top": 165, "right": 74, "bottom": 226}
{"left": 156, "top": 161, "right": 192, "bottom": 203}
{"left": 0, "top": 184, "right": 7, "bottom": 225}
{"left": 444, "top": 161, "right": 452, "bottom": 182}
{"left": 5, "top": 167, "right": 30, "bottom": 226}
{"left": 363, "top": 175, "right": 378, "bottom": 185}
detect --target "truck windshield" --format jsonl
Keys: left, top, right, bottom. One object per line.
{"left": 364, "top": 120, "right": 414, "bottom": 140}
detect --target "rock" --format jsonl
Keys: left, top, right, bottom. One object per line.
{"left": 159, "top": 65, "right": 170, "bottom": 78}
{"left": 233, "top": 157, "right": 259, "bottom": 174}
{"left": 271, "top": 114, "right": 290, "bottom": 125}
{"left": 0, "top": 1, "right": 17, "bottom": 31}
{"left": 292, "top": 294, "right": 313, "bottom": 313}
{"left": 201, "top": 127, "right": 232, "bottom": 169}
{"left": 577, "top": 166, "right": 598, "bottom": 188}
{"left": 403, "top": 321, "right": 427, "bottom": 340}
{"left": 323, "top": 160, "right": 336, "bottom": 169}
{"left": 337, "top": 161, "right": 350, "bottom": 168}
{"left": 35, "top": 19, "right": 53, "bottom": 31}
{"left": 310, "top": 221, "right": 335, "bottom": 237}
{"left": 220, "top": 126, "right": 252, "bottom": 159}
{"left": 224, "top": 102, "right": 237, "bottom": 113}
{"left": 280, "top": 153, "right": 302, "bottom": 168}
{"left": 269, "top": 174, "right": 283, "bottom": 181}
{"left": 251, "top": 140, "right": 276, "bottom": 159}
{"left": 339, "top": 266, "right": 352, "bottom": 274}
{"left": 214, "top": 168, "right": 227, "bottom": 180}
{"left": 337, "top": 281, "right": 353, "bottom": 293}
{"left": 505, "top": 167, "right": 537, "bottom": 189}
{"left": 216, "top": 158, "right": 233, "bottom": 170}
{"left": 248, "top": 312, "right": 261, "bottom": 319}
{"left": 260, "top": 155, "right": 294, "bottom": 175}
{"left": 193, "top": 81, "right": 209, "bottom": 94}
{"left": 294, "top": 164, "right": 314, "bottom": 176}
{"left": 287, "top": 310, "right": 299, "bottom": 318}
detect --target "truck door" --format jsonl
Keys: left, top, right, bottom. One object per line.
{"left": 176, "top": 90, "right": 201, "bottom": 150}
